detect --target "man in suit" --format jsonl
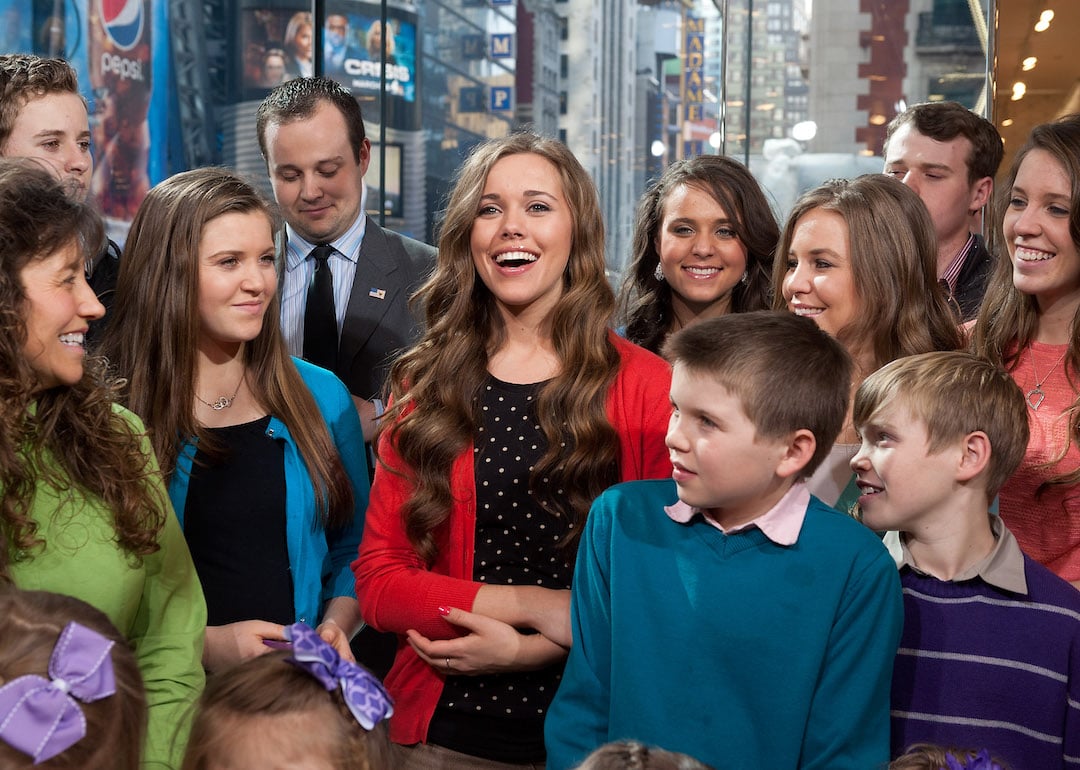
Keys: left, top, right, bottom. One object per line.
{"left": 883, "top": 101, "right": 1003, "bottom": 321}
{"left": 256, "top": 77, "right": 435, "bottom": 441}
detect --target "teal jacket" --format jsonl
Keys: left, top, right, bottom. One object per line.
{"left": 169, "top": 358, "right": 369, "bottom": 625}
{"left": 546, "top": 479, "right": 903, "bottom": 770}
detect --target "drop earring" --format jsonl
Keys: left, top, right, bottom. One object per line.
{"left": 740, "top": 269, "right": 749, "bottom": 285}
{"left": 654, "top": 263, "right": 665, "bottom": 282}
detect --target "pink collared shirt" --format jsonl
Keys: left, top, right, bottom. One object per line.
{"left": 664, "top": 481, "right": 810, "bottom": 546}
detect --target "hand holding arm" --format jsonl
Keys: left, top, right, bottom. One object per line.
{"left": 405, "top": 606, "right": 568, "bottom": 675}
{"left": 471, "top": 584, "right": 572, "bottom": 648}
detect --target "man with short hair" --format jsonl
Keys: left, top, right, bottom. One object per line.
{"left": 256, "top": 77, "right": 435, "bottom": 442}
{"left": 883, "top": 101, "right": 1003, "bottom": 320}
{"left": 0, "top": 54, "right": 119, "bottom": 341}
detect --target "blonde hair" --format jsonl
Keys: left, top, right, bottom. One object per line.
{"left": 854, "top": 351, "right": 1029, "bottom": 498}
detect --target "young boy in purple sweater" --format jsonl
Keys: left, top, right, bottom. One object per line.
{"left": 851, "top": 351, "right": 1080, "bottom": 768}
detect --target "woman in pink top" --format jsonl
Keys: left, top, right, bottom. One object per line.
{"left": 970, "top": 114, "right": 1080, "bottom": 587}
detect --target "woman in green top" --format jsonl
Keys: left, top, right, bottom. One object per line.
{"left": 0, "top": 158, "right": 206, "bottom": 769}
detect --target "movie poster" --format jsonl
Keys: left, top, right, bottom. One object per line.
{"left": 322, "top": 1, "right": 420, "bottom": 130}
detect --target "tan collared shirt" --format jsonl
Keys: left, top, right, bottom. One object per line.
{"left": 883, "top": 515, "right": 1028, "bottom": 594}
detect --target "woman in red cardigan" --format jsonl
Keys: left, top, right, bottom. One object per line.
{"left": 353, "top": 133, "right": 672, "bottom": 769}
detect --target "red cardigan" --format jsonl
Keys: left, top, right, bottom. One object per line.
{"left": 352, "top": 334, "right": 673, "bottom": 745}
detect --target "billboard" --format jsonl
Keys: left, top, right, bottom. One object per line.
{"left": 322, "top": 1, "right": 420, "bottom": 130}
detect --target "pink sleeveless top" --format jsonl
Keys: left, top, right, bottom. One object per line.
{"left": 999, "top": 341, "right": 1080, "bottom": 582}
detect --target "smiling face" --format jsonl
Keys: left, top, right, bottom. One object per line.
{"left": 470, "top": 152, "right": 573, "bottom": 325}
{"left": 1004, "top": 148, "right": 1080, "bottom": 314}
{"left": 20, "top": 238, "right": 105, "bottom": 390}
{"left": 666, "top": 364, "right": 795, "bottom": 529}
{"left": 196, "top": 211, "right": 277, "bottom": 354}
{"left": 782, "top": 207, "right": 861, "bottom": 346}
{"left": 851, "top": 400, "right": 960, "bottom": 532}
{"left": 1, "top": 92, "right": 92, "bottom": 201}
{"left": 264, "top": 100, "right": 370, "bottom": 245}
{"left": 656, "top": 183, "right": 748, "bottom": 326}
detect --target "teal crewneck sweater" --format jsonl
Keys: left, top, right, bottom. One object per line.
{"left": 545, "top": 479, "right": 903, "bottom": 770}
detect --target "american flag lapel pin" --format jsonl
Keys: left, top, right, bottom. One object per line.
{"left": 369, "top": 288, "right": 386, "bottom": 300}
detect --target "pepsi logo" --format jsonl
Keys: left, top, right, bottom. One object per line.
{"left": 100, "top": 0, "right": 144, "bottom": 51}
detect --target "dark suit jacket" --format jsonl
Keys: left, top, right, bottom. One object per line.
{"left": 952, "top": 234, "right": 994, "bottom": 322}
{"left": 335, "top": 217, "right": 436, "bottom": 401}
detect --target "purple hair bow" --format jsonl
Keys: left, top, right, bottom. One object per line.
{"left": 944, "top": 750, "right": 1006, "bottom": 770}
{"left": 283, "top": 622, "right": 393, "bottom": 730}
{"left": 0, "top": 621, "right": 116, "bottom": 764}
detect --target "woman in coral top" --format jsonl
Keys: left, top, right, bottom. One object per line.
{"left": 353, "top": 133, "right": 672, "bottom": 768}
{"left": 970, "top": 114, "right": 1080, "bottom": 588}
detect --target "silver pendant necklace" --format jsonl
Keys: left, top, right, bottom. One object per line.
{"left": 1025, "top": 343, "right": 1068, "bottom": 411}
{"left": 196, "top": 372, "right": 244, "bottom": 411}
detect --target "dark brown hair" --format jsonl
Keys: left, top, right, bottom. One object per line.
{"left": 620, "top": 154, "right": 778, "bottom": 353}
{"left": 256, "top": 77, "right": 367, "bottom": 165}
{"left": 0, "top": 158, "right": 164, "bottom": 579}
{"left": 99, "top": 167, "right": 353, "bottom": 527}
{"left": 885, "top": 101, "right": 1004, "bottom": 184}
{"left": 970, "top": 114, "right": 1080, "bottom": 494}
{"left": 663, "top": 310, "right": 852, "bottom": 478}
{"left": 0, "top": 588, "right": 146, "bottom": 770}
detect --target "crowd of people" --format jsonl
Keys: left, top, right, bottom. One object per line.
{"left": 0, "top": 51, "right": 1077, "bottom": 770}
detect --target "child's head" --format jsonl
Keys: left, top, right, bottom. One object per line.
{"left": 183, "top": 623, "right": 393, "bottom": 770}
{"left": 575, "top": 740, "right": 715, "bottom": 770}
{"left": 663, "top": 311, "right": 851, "bottom": 505}
{"left": 889, "top": 743, "right": 1008, "bottom": 770}
{"left": 851, "top": 351, "right": 1028, "bottom": 530}
{"left": 0, "top": 588, "right": 145, "bottom": 770}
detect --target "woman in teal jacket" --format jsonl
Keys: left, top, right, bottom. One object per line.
{"left": 101, "top": 167, "right": 369, "bottom": 671}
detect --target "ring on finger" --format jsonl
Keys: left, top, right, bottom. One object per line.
{"left": 445, "top": 657, "right": 453, "bottom": 672}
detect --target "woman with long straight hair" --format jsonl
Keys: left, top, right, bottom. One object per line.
{"left": 101, "top": 167, "right": 369, "bottom": 669}
{"left": 354, "top": 133, "right": 672, "bottom": 768}
{"left": 970, "top": 114, "right": 1080, "bottom": 587}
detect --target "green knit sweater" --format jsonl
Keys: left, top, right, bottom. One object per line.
{"left": 9, "top": 405, "right": 206, "bottom": 769}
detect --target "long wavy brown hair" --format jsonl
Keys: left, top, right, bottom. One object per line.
{"left": 99, "top": 167, "right": 353, "bottom": 528}
{"left": 619, "top": 155, "right": 779, "bottom": 353}
{"left": 382, "top": 133, "right": 621, "bottom": 563}
{"left": 0, "top": 159, "right": 165, "bottom": 581}
{"left": 970, "top": 114, "right": 1080, "bottom": 494}
{"left": 772, "top": 174, "right": 963, "bottom": 373}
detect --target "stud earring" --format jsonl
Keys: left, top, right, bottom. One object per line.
{"left": 654, "top": 263, "right": 665, "bottom": 282}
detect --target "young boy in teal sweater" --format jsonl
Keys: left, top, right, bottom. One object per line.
{"left": 851, "top": 351, "right": 1080, "bottom": 768}
{"left": 545, "top": 311, "right": 903, "bottom": 770}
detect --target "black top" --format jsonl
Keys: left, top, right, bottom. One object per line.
{"left": 86, "top": 238, "right": 120, "bottom": 348}
{"left": 183, "top": 415, "right": 294, "bottom": 627}
{"left": 427, "top": 377, "right": 574, "bottom": 763}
